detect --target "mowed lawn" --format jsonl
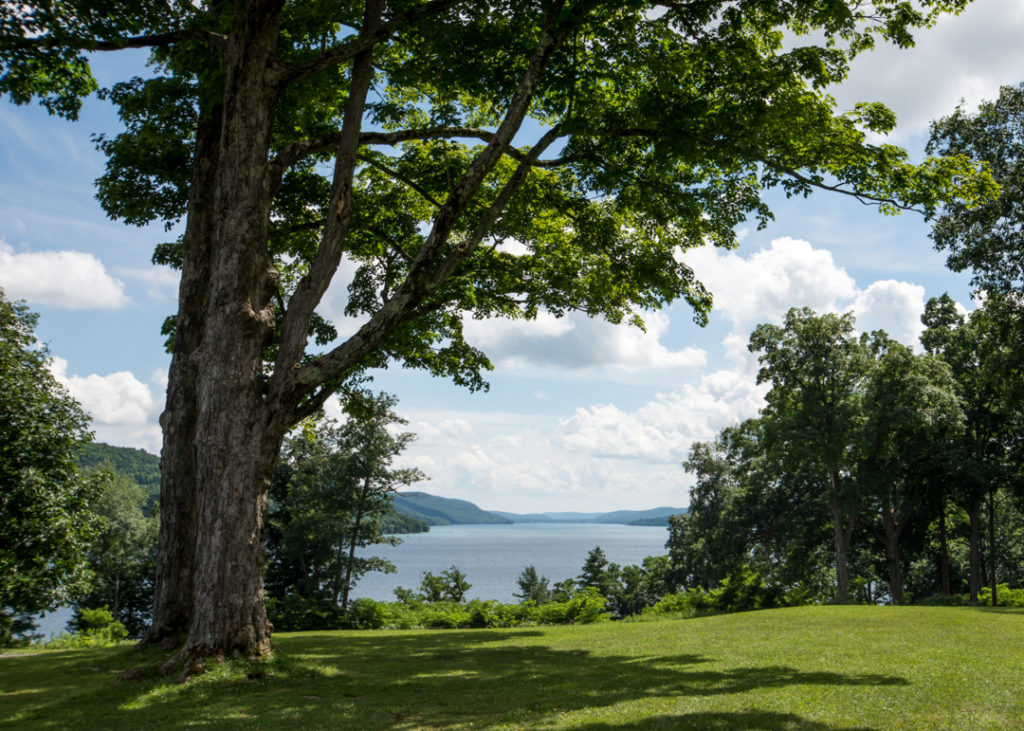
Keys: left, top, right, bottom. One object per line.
{"left": 2, "top": 606, "right": 1022, "bottom": 729}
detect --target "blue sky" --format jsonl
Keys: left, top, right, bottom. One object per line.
{"left": 2, "top": 1, "right": 1023, "bottom": 513}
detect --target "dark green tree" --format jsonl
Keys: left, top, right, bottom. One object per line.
{"left": 928, "top": 82, "right": 1024, "bottom": 293}
{"left": 0, "top": 289, "right": 101, "bottom": 644}
{"left": 514, "top": 565, "right": 551, "bottom": 604}
{"left": 2, "top": 0, "right": 995, "bottom": 664}
{"left": 749, "top": 308, "right": 869, "bottom": 602}
{"left": 266, "top": 392, "right": 425, "bottom": 611}
{"left": 920, "top": 295, "right": 1022, "bottom": 604}
{"left": 856, "top": 334, "right": 963, "bottom": 604}
{"left": 75, "top": 468, "right": 160, "bottom": 637}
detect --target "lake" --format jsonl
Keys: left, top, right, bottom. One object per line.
{"left": 351, "top": 523, "right": 670, "bottom": 604}
{"left": 33, "top": 523, "right": 669, "bottom": 637}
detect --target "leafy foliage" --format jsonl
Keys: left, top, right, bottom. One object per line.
{"left": 0, "top": 289, "right": 100, "bottom": 644}
{"left": 73, "top": 467, "right": 160, "bottom": 638}
{"left": 266, "top": 393, "right": 426, "bottom": 613}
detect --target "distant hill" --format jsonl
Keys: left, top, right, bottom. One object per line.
{"left": 496, "top": 506, "right": 687, "bottom": 526}
{"left": 393, "top": 492, "right": 513, "bottom": 526}
{"left": 78, "top": 442, "right": 161, "bottom": 508}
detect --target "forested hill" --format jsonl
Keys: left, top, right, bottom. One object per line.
{"left": 393, "top": 492, "right": 513, "bottom": 525}
{"left": 78, "top": 442, "right": 161, "bottom": 505}
{"left": 394, "top": 492, "right": 686, "bottom": 526}
{"left": 493, "top": 506, "right": 687, "bottom": 526}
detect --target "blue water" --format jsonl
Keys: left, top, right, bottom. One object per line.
{"left": 352, "top": 523, "right": 669, "bottom": 604}
{"left": 31, "top": 523, "right": 669, "bottom": 638}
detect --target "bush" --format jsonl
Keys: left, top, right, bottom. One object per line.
{"left": 47, "top": 607, "right": 128, "bottom": 648}
{"left": 266, "top": 595, "right": 346, "bottom": 631}
{"left": 979, "top": 584, "right": 1024, "bottom": 607}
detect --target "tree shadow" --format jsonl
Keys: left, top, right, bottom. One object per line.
{"left": 576, "top": 711, "right": 875, "bottom": 730}
{"left": 2, "top": 629, "right": 907, "bottom": 729}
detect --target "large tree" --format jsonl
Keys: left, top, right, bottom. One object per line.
{"left": 1, "top": 0, "right": 994, "bottom": 667}
{"left": 749, "top": 308, "right": 868, "bottom": 602}
{"left": 0, "top": 289, "right": 101, "bottom": 643}
{"left": 856, "top": 334, "right": 962, "bottom": 605}
{"left": 266, "top": 392, "right": 424, "bottom": 611}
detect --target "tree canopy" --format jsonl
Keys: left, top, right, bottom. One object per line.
{"left": 0, "top": 0, "right": 997, "bottom": 666}
{"left": 0, "top": 289, "right": 100, "bottom": 643}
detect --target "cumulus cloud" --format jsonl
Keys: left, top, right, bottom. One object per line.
{"left": 832, "top": 0, "right": 1024, "bottom": 140}
{"left": 49, "top": 358, "right": 162, "bottom": 452}
{"left": 684, "top": 237, "right": 936, "bottom": 350}
{"left": 0, "top": 241, "right": 128, "bottom": 309}
{"left": 461, "top": 309, "right": 706, "bottom": 374}
{"left": 846, "top": 280, "right": 926, "bottom": 345}
{"left": 684, "top": 237, "right": 858, "bottom": 331}
{"left": 557, "top": 370, "right": 768, "bottom": 462}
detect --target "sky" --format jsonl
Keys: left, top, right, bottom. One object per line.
{"left": 2, "top": 1, "right": 1023, "bottom": 514}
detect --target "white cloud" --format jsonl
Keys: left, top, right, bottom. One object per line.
{"left": 846, "top": 279, "right": 926, "bottom": 345}
{"left": 120, "top": 264, "right": 179, "bottom": 303}
{"left": 684, "top": 237, "right": 858, "bottom": 330}
{"left": 833, "top": 0, "right": 1024, "bottom": 140}
{"left": 685, "top": 237, "right": 936, "bottom": 350}
{"left": 462, "top": 310, "right": 706, "bottom": 374}
{"left": 557, "top": 369, "right": 767, "bottom": 462}
{"left": 0, "top": 241, "right": 128, "bottom": 309}
{"left": 49, "top": 357, "right": 162, "bottom": 452}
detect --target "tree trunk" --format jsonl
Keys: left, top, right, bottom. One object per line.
{"left": 968, "top": 492, "right": 982, "bottom": 603}
{"left": 881, "top": 507, "right": 903, "bottom": 605}
{"left": 340, "top": 477, "right": 371, "bottom": 611}
{"left": 145, "top": 97, "right": 222, "bottom": 648}
{"left": 831, "top": 501, "right": 851, "bottom": 603}
{"left": 829, "top": 470, "right": 853, "bottom": 604}
{"left": 166, "top": 0, "right": 286, "bottom": 670}
{"left": 987, "top": 488, "right": 997, "bottom": 607}
{"left": 938, "top": 489, "right": 950, "bottom": 596}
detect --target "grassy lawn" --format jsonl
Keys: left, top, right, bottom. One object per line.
{"left": 2, "top": 605, "right": 1022, "bottom": 729}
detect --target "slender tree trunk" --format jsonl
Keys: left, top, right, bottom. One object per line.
{"left": 968, "top": 492, "right": 982, "bottom": 603}
{"left": 113, "top": 574, "right": 121, "bottom": 620}
{"left": 829, "top": 470, "right": 852, "bottom": 603}
{"left": 987, "top": 488, "right": 997, "bottom": 607}
{"left": 145, "top": 97, "right": 222, "bottom": 648}
{"left": 881, "top": 507, "right": 903, "bottom": 605}
{"left": 938, "top": 489, "right": 950, "bottom": 596}
{"left": 341, "top": 477, "right": 371, "bottom": 611}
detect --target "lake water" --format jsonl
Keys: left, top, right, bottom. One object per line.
{"left": 33, "top": 523, "right": 669, "bottom": 637}
{"left": 352, "top": 523, "right": 670, "bottom": 604}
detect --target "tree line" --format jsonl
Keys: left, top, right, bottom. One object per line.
{"left": 669, "top": 300, "right": 1024, "bottom": 607}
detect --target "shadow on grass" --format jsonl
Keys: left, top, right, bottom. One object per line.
{"left": 576, "top": 711, "right": 875, "bottom": 730}
{"left": 1, "top": 629, "right": 906, "bottom": 729}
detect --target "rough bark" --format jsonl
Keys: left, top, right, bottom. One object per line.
{"left": 172, "top": 0, "right": 286, "bottom": 668}
{"left": 145, "top": 97, "right": 222, "bottom": 648}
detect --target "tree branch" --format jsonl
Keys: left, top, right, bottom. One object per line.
{"left": 765, "top": 160, "right": 926, "bottom": 215}
{"left": 357, "top": 153, "right": 443, "bottom": 208}
{"left": 270, "top": 125, "right": 573, "bottom": 194}
{"left": 288, "top": 0, "right": 586, "bottom": 398}
{"left": 270, "top": 0, "right": 386, "bottom": 417}
{"left": 281, "top": 0, "right": 463, "bottom": 84}
{"left": 1, "top": 28, "right": 226, "bottom": 52}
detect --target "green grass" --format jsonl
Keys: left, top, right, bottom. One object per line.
{"left": 2, "top": 606, "right": 1023, "bottom": 729}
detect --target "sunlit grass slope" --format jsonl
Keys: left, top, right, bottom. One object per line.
{"left": 2, "top": 606, "right": 1022, "bottom": 729}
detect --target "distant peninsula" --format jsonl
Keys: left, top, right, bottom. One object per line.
{"left": 393, "top": 491, "right": 686, "bottom": 527}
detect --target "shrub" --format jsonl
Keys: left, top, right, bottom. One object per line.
{"left": 47, "top": 607, "right": 128, "bottom": 648}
